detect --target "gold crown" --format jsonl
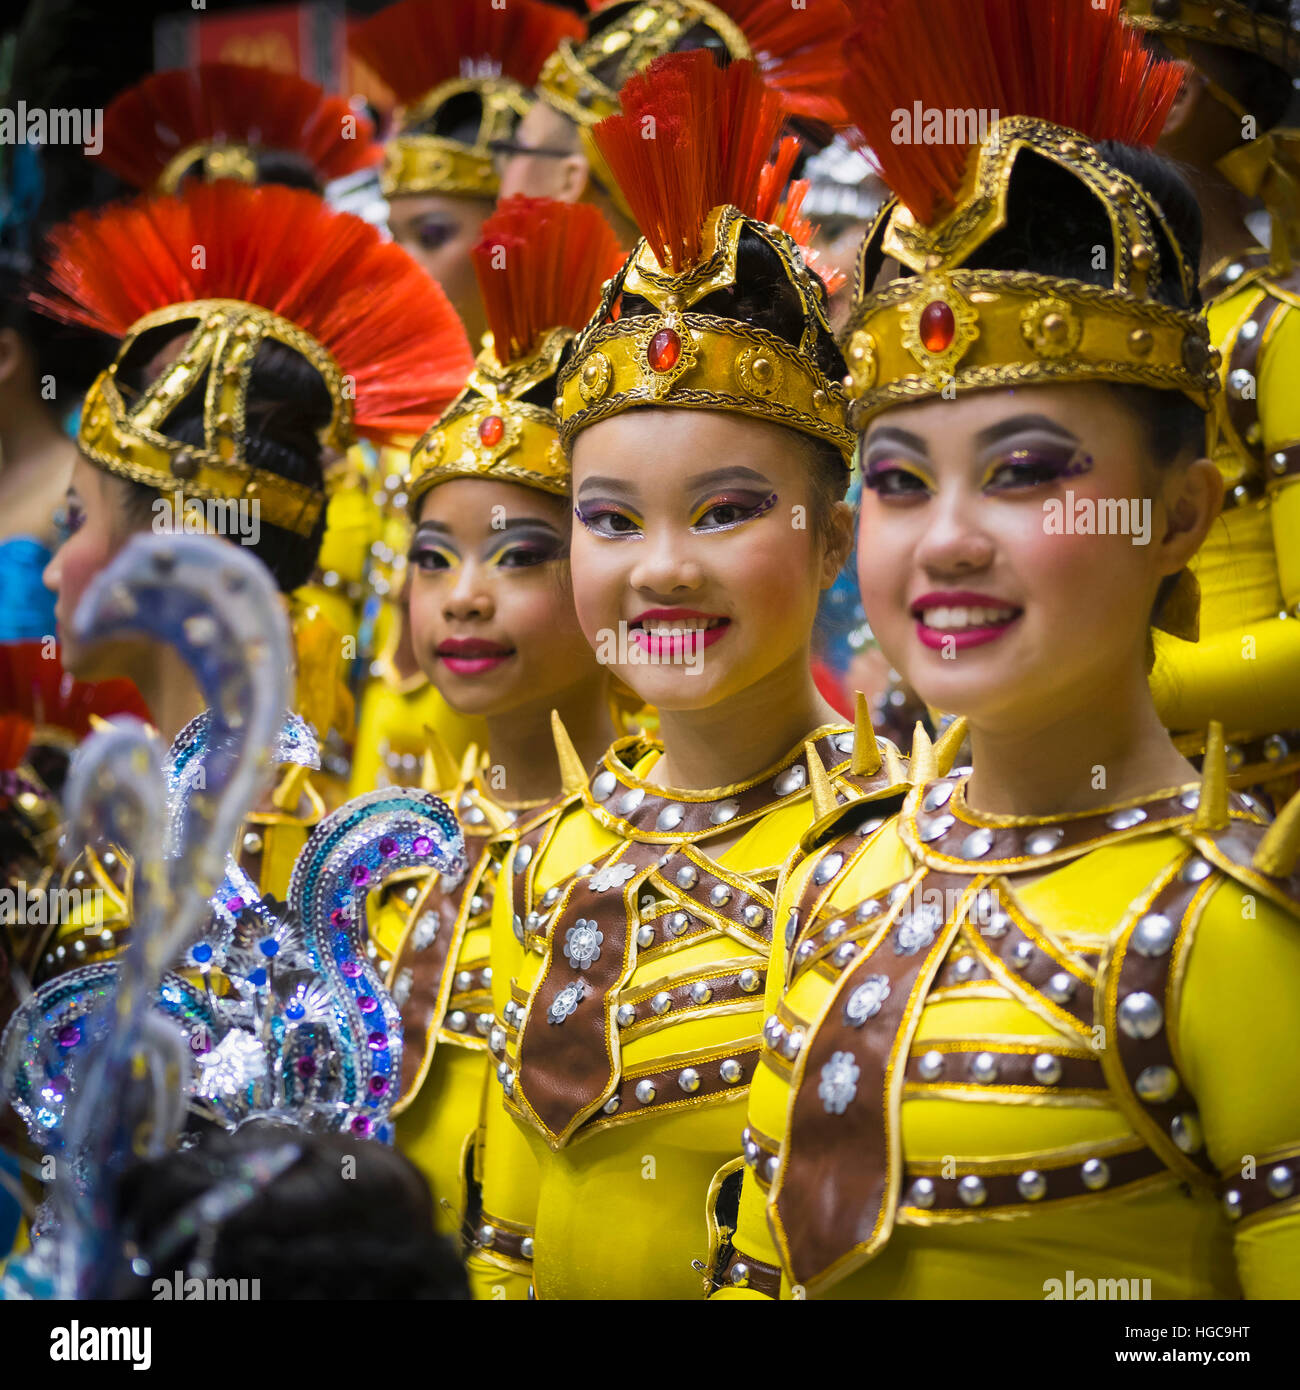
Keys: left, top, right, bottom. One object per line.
{"left": 1123, "top": 0, "right": 1300, "bottom": 72}
{"left": 842, "top": 117, "right": 1221, "bottom": 427}
{"left": 557, "top": 204, "right": 854, "bottom": 462}
{"left": 407, "top": 325, "right": 571, "bottom": 513}
{"left": 157, "top": 143, "right": 259, "bottom": 193}
{"left": 384, "top": 76, "right": 530, "bottom": 199}
{"left": 80, "top": 299, "right": 344, "bottom": 537}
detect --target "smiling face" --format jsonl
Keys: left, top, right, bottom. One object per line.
{"left": 387, "top": 192, "right": 492, "bottom": 347}
{"left": 568, "top": 409, "right": 849, "bottom": 713}
{"left": 42, "top": 455, "right": 151, "bottom": 680}
{"left": 856, "top": 382, "right": 1219, "bottom": 732}
{"left": 407, "top": 476, "right": 603, "bottom": 719}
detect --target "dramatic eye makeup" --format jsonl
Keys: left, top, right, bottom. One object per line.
{"left": 411, "top": 216, "right": 456, "bottom": 252}
{"left": 58, "top": 492, "right": 86, "bottom": 540}
{"left": 689, "top": 490, "right": 777, "bottom": 532}
{"left": 974, "top": 415, "right": 1093, "bottom": 492}
{"left": 862, "top": 427, "right": 934, "bottom": 499}
{"left": 410, "top": 518, "right": 566, "bottom": 570}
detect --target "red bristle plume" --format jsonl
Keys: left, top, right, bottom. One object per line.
{"left": 0, "top": 642, "right": 150, "bottom": 744}
{"left": 351, "top": 0, "right": 584, "bottom": 109}
{"left": 842, "top": 0, "right": 1183, "bottom": 224}
{"left": 593, "top": 52, "right": 785, "bottom": 273}
{"left": 472, "top": 197, "right": 625, "bottom": 364}
{"left": 586, "top": 0, "right": 851, "bottom": 124}
{"left": 32, "top": 182, "right": 475, "bottom": 440}
{"left": 96, "top": 63, "right": 381, "bottom": 191}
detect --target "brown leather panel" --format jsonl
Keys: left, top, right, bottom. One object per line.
{"left": 774, "top": 868, "right": 970, "bottom": 1292}
{"left": 1220, "top": 1148, "right": 1300, "bottom": 1223}
{"left": 718, "top": 1248, "right": 782, "bottom": 1298}
{"left": 513, "top": 840, "right": 662, "bottom": 1142}
{"left": 589, "top": 1045, "right": 757, "bottom": 1132}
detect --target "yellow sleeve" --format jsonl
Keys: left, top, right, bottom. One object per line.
{"left": 709, "top": 848, "right": 816, "bottom": 1300}
{"left": 1178, "top": 878, "right": 1300, "bottom": 1298}
{"left": 465, "top": 839, "right": 539, "bottom": 1302}
{"left": 1270, "top": 479, "right": 1300, "bottom": 609}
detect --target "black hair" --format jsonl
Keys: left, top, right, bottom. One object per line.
{"left": 0, "top": 257, "right": 114, "bottom": 413}
{"left": 613, "top": 226, "right": 851, "bottom": 538}
{"left": 110, "top": 1121, "right": 469, "bottom": 1300}
{"left": 403, "top": 89, "right": 499, "bottom": 148}
{"left": 113, "top": 329, "right": 331, "bottom": 593}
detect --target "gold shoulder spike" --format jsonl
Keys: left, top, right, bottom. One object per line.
{"left": 1193, "top": 720, "right": 1229, "bottom": 832}
{"left": 805, "top": 741, "right": 840, "bottom": 824}
{"left": 421, "top": 723, "right": 461, "bottom": 792}
{"left": 1254, "top": 786, "right": 1300, "bottom": 879}
{"left": 271, "top": 762, "right": 311, "bottom": 812}
{"left": 882, "top": 739, "right": 909, "bottom": 787}
{"left": 459, "top": 741, "right": 481, "bottom": 785}
{"left": 933, "top": 716, "right": 969, "bottom": 777}
{"left": 551, "top": 709, "right": 588, "bottom": 796}
{"left": 909, "top": 722, "right": 937, "bottom": 785}
{"left": 851, "top": 692, "right": 882, "bottom": 776}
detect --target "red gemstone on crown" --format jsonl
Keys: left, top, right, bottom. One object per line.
{"left": 647, "top": 328, "right": 682, "bottom": 373}
{"left": 919, "top": 300, "right": 956, "bottom": 353}
{"left": 478, "top": 414, "right": 505, "bottom": 447}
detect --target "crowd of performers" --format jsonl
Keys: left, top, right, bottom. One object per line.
{"left": 1, "top": 0, "right": 1299, "bottom": 1301}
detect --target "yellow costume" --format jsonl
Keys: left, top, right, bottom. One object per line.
{"left": 469, "top": 720, "right": 909, "bottom": 1299}
{"left": 715, "top": 0, "right": 1300, "bottom": 1302}
{"left": 713, "top": 731, "right": 1300, "bottom": 1298}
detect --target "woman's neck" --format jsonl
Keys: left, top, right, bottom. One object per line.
{"left": 648, "top": 647, "right": 842, "bottom": 792}
{"left": 133, "top": 645, "right": 207, "bottom": 749}
{"left": 484, "top": 677, "right": 615, "bottom": 805}
{"left": 963, "top": 661, "right": 1198, "bottom": 819}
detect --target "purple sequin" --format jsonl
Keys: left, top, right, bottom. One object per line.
{"left": 369, "top": 1075, "right": 389, "bottom": 1097}
{"left": 295, "top": 1056, "right": 317, "bottom": 1078}
{"left": 379, "top": 837, "right": 398, "bottom": 858}
{"left": 340, "top": 960, "right": 362, "bottom": 978}
{"left": 225, "top": 896, "right": 245, "bottom": 914}
{"left": 350, "top": 1115, "right": 372, "bottom": 1137}
{"left": 412, "top": 836, "right": 432, "bottom": 856}
{"left": 57, "top": 1024, "right": 81, "bottom": 1049}
{"left": 367, "top": 1031, "right": 387, "bottom": 1050}
{"left": 358, "top": 995, "right": 377, "bottom": 1014}
{"left": 350, "top": 864, "right": 370, "bottom": 887}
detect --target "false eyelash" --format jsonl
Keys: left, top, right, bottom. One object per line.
{"left": 694, "top": 491, "right": 778, "bottom": 532}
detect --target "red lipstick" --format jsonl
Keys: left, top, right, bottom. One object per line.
{"left": 909, "top": 590, "right": 1023, "bottom": 652}
{"left": 629, "top": 607, "right": 731, "bottom": 659}
{"left": 436, "top": 637, "right": 515, "bottom": 676}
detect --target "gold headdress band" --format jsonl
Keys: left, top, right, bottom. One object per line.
{"left": 842, "top": 117, "right": 1221, "bottom": 429}
{"left": 157, "top": 143, "right": 259, "bottom": 193}
{"left": 557, "top": 204, "right": 854, "bottom": 463}
{"left": 408, "top": 325, "right": 571, "bottom": 510}
{"left": 81, "top": 300, "right": 345, "bottom": 537}
{"left": 383, "top": 77, "right": 529, "bottom": 199}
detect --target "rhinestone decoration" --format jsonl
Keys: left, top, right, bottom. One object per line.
{"left": 1171, "top": 1112, "right": 1203, "bottom": 1153}
{"left": 1135, "top": 1064, "right": 1179, "bottom": 1104}
{"left": 844, "top": 974, "right": 891, "bottom": 1025}
{"left": 814, "top": 852, "right": 844, "bottom": 885}
{"left": 921, "top": 781, "right": 954, "bottom": 812}
{"left": 894, "top": 898, "right": 943, "bottom": 956}
{"left": 1132, "top": 912, "right": 1174, "bottom": 957}
{"left": 818, "top": 1050, "right": 860, "bottom": 1115}
{"left": 1180, "top": 856, "right": 1211, "bottom": 884}
{"left": 655, "top": 804, "right": 685, "bottom": 831}
{"left": 918, "top": 813, "right": 955, "bottom": 842}
{"left": 774, "top": 764, "right": 807, "bottom": 796}
{"left": 591, "top": 770, "right": 617, "bottom": 801}
{"left": 917, "top": 1050, "right": 945, "bottom": 1081}
{"left": 1025, "top": 827, "right": 1065, "bottom": 856}
{"left": 1106, "top": 807, "right": 1147, "bottom": 830}
{"left": 547, "top": 980, "right": 585, "bottom": 1025}
{"left": 908, "top": 1177, "right": 936, "bottom": 1209}
{"left": 1118, "top": 991, "right": 1163, "bottom": 1040}
{"left": 619, "top": 787, "right": 646, "bottom": 815}
{"left": 712, "top": 799, "right": 740, "bottom": 825}
{"left": 960, "top": 828, "right": 994, "bottom": 859}
{"left": 563, "top": 920, "right": 603, "bottom": 970}
{"left": 589, "top": 860, "right": 636, "bottom": 893}
{"left": 957, "top": 1175, "right": 987, "bottom": 1206}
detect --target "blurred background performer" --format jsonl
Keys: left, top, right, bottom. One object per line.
{"left": 27, "top": 180, "right": 471, "bottom": 986}
{"left": 347, "top": 0, "right": 585, "bottom": 801}
{"left": 1124, "top": 0, "right": 1300, "bottom": 809}
{"left": 90, "top": 60, "right": 393, "bottom": 800}
{"left": 496, "top": 0, "right": 852, "bottom": 247}
{"left": 368, "top": 195, "right": 625, "bottom": 1244}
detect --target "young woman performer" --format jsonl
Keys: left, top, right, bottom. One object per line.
{"left": 374, "top": 194, "right": 626, "bottom": 1240}
{"left": 466, "top": 53, "right": 908, "bottom": 1300}
{"left": 30, "top": 180, "right": 470, "bottom": 984}
{"left": 713, "top": 0, "right": 1300, "bottom": 1301}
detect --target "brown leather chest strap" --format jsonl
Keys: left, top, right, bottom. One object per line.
{"left": 512, "top": 839, "right": 663, "bottom": 1145}
{"left": 771, "top": 869, "right": 974, "bottom": 1295}
{"left": 1099, "top": 852, "right": 1221, "bottom": 1186}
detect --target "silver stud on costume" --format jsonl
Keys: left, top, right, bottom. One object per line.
{"left": 1044, "top": 971, "right": 1076, "bottom": 1004}
{"left": 922, "top": 782, "right": 954, "bottom": 811}
{"left": 690, "top": 981, "right": 712, "bottom": 1005}
{"left": 711, "top": 799, "right": 740, "bottom": 824}
{"left": 1222, "top": 1189, "right": 1243, "bottom": 1220}
{"left": 825, "top": 917, "right": 848, "bottom": 940}
{"left": 1011, "top": 941, "right": 1035, "bottom": 970}
{"left": 1171, "top": 1112, "right": 1203, "bottom": 1153}
{"left": 1135, "top": 1064, "right": 1179, "bottom": 1104}
{"left": 1118, "top": 991, "right": 1163, "bottom": 1040}
{"left": 719, "top": 1058, "right": 742, "bottom": 1083}
{"left": 813, "top": 852, "right": 844, "bottom": 885}
{"left": 855, "top": 899, "right": 882, "bottom": 923}
{"left": 783, "top": 1029, "right": 805, "bottom": 1059}
{"left": 618, "top": 787, "right": 645, "bottom": 815}
{"left": 515, "top": 843, "right": 533, "bottom": 869}
{"left": 774, "top": 764, "right": 806, "bottom": 796}
{"left": 1018, "top": 1170, "right": 1047, "bottom": 1201}
{"left": 1025, "top": 827, "right": 1065, "bottom": 856}
{"left": 961, "top": 828, "right": 994, "bottom": 859}
{"left": 651, "top": 991, "right": 672, "bottom": 1015}
{"left": 918, "top": 814, "right": 955, "bottom": 842}
{"left": 592, "top": 770, "right": 617, "bottom": 801}
{"left": 675, "top": 864, "right": 698, "bottom": 890}
{"left": 908, "top": 1177, "right": 937, "bottom": 1209}
{"left": 739, "top": 969, "right": 760, "bottom": 992}
{"left": 655, "top": 804, "right": 685, "bottom": 832}
{"left": 1081, "top": 1158, "right": 1110, "bottom": 1190}
{"left": 917, "top": 1050, "right": 945, "bottom": 1081}
{"left": 668, "top": 911, "right": 692, "bottom": 936}
{"left": 1180, "top": 856, "right": 1212, "bottom": 884}
{"left": 636, "top": 924, "right": 655, "bottom": 949}
{"left": 710, "top": 883, "right": 733, "bottom": 908}
{"left": 616, "top": 1004, "right": 636, "bottom": 1028}
{"left": 635, "top": 1079, "right": 656, "bottom": 1104}
{"left": 678, "top": 1068, "right": 700, "bottom": 1093}
{"left": 1132, "top": 913, "right": 1174, "bottom": 957}
{"left": 1268, "top": 1165, "right": 1294, "bottom": 1200}
{"left": 1032, "top": 1054, "right": 1062, "bottom": 1086}
{"left": 447, "top": 1011, "right": 468, "bottom": 1032}
{"left": 958, "top": 1176, "right": 987, "bottom": 1206}
{"left": 1106, "top": 807, "right": 1147, "bottom": 830}
{"left": 970, "top": 1052, "right": 999, "bottom": 1083}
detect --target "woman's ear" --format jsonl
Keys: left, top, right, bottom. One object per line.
{"left": 1160, "top": 60, "right": 1203, "bottom": 140}
{"left": 820, "top": 498, "right": 855, "bottom": 589}
{"left": 1157, "top": 454, "right": 1223, "bottom": 578}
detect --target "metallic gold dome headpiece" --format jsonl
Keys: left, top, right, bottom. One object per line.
{"left": 407, "top": 196, "right": 625, "bottom": 512}
{"left": 35, "top": 183, "right": 473, "bottom": 537}
{"left": 351, "top": 0, "right": 584, "bottom": 201}
{"left": 555, "top": 52, "right": 854, "bottom": 464}
{"left": 840, "top": 0, "right": 1220, "bottom": 429}
{"left": 95, "top": 62, "right": 382, "bottom": 194}
{"left": 1122, "top": 0, "right": 1300, "bottom": 73}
